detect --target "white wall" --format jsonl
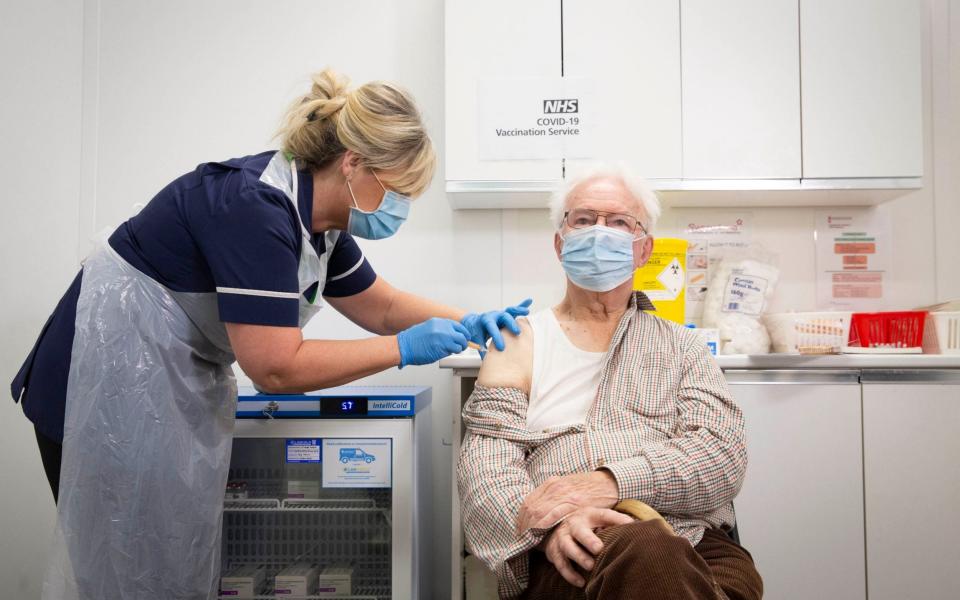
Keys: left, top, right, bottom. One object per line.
{"left": 2, "top": 0, "right": 957, "bottom": 596}
{"left": 931, "top": 0, "right": 960, "bottom": 301}
{"left": 0, "top": 1, "right": 83, "bottom": 597}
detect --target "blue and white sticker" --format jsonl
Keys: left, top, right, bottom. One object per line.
{"left": 322, "top": 438, "right": 391, "bottom": 488}
{"left": 286, "top": 439, "right": 321, "bottom": 463}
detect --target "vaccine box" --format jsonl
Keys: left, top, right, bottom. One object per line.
{"left": 317, "top": 564, "right": 354, "bottom": 597}
{"left": 687, "top": 325, "right": 720, "bottom": 356}
{"left": 220, "top": 564, "right": 266, "bottom": 598}
{"left": 274, "top": 562, "right": 320, "bottom": 596}
{"left": 286, "top": 479, "right": 320, "bottom": 499}
{"left": 225, "top": 481, "right": 248, "bottom": 500}
{"left": 698, "top": 328, "right": 720, "bottom": 356}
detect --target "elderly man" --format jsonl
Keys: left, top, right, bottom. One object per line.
{"left": 457, "top": 168, "right": 762, "bottom": 599}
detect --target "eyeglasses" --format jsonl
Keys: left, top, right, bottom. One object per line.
{"left": 563, "top": 208, "right": 648, "bottom": 238}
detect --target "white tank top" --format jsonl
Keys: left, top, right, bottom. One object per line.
{"left": 526, "top": 308, "right": 607, "bottom": 432}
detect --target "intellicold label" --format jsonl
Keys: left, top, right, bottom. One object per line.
{"left": 368, "top": 400, "right": 411, "bottom": 412}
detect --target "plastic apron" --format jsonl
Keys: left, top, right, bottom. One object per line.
{"left": 44, "top": 155, "right": 326, "bottom": 600}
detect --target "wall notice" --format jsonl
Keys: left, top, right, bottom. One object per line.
{"left": 815, "top": 210, "right": 890, "bottom": 310}
{"left": 477, "top": 77, "right": 596, "bottom": 160}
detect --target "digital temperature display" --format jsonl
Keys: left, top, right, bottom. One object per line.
{"left": 320, "top": 397, "right": 368, "bottom": 416}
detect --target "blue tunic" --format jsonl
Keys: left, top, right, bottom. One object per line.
{"left": 11, "top": 151, "right": 377, "bottom": 441}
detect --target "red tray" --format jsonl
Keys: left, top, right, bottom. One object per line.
{"left": 848, "top": 311, "right": 927, "bottom": 349}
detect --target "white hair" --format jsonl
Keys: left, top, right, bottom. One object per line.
{"left": 548, "top": 163, "right": 662, "bottom": 233}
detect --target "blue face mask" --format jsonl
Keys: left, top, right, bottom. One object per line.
{"left": 560, "top": 225, "right": 638, "bottom": 292}
{"left": 346, "top": 172, "right": 411, "bottom": 240}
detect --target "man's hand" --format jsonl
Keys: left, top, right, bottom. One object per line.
{"left": 517, "top": 471, "right": 620, "bottom": 534}
{"left": 539, "top": 507, "right": 634, "bottom": 587}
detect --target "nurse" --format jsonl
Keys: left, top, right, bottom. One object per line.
{"left": 11, "top": 68, "right": 529, "bottom": 599}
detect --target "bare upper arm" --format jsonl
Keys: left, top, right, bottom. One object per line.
{"left": 323, "top": 276, "right": 394, "bottom": 335}
{"left": 225, "top": 322, "right": 303, "bottom": 390}
{"left": 476, "top": 318, "right": 534, "bottom": 394}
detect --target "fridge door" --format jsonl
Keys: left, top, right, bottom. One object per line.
{"left": 221, "top": 419, "right": 415, "bottom": 600}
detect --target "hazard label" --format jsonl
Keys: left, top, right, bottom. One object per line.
{"left": 656, "top": 258, "right": 685, "bottom": 299}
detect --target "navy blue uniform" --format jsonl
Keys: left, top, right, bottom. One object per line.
{"left": 11, "top": 152, "right": 377, "bottom": 442}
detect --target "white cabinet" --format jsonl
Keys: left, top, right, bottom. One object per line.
{"left": 800, "top": 0, "right": 923, "bottom": 178}
{"left": 681, "top": 0, "right": 801, "bottom": 179}
{"left": 444, "top": 0, "right": 562, "bottom": 184}
{"left": 729, "top": 370, "right": 866, "bottom": 600}
{"left": 861, "top": 371, "right": 960, "bottom": 600}
{"left": 563, "top": 0, "right": 681, "bottom": 179}
{"left": 444, "top": 0, "right": 923, "bottom": 206}
{"left": 446, "top": 0, "right": 681, "bottom": 188}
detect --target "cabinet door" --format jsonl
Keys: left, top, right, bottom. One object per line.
{"left": 681, "top": 0, "right": 800, "bottom": 179}
{"left": 862, "top": 374, "right": 960, "bottom": 600}
{"left": 563, "top": 0, "right": 681, "bottom": 179}
{"left": 445, "top": 0, "right": 562, "bottom": 183}
{"left": 728, "top": 371, "right": 865, "bottom": 600}
{"left": 800, "top": 0, "right": 922, "bottom": 178}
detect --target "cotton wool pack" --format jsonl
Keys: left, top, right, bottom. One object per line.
{"left": 702, "top": 256, "right": 780, "bottom": 354}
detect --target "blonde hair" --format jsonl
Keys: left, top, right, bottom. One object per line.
{"left": 277, "top": 68, "right": 436, "bottom": 198}
{"left": 548, "top": 163, "right": 662, "bottom": 232}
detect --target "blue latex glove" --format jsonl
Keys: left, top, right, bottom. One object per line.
{"left": 397, "top": 318, "right": 471, "bottom": 368}
{"left": 461, "top": 298, "right": 533, "bottom": 353}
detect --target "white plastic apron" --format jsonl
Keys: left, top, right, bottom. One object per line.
{"left": 288, "top": 157, "right": 326, "bottom": 327}
{"left": 44, "top": 155, "right": 324, "bottom": 599}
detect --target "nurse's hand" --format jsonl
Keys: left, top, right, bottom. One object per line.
{"left": 461, "top": 298, "right": 533, "bottom": 353}
{"left": 397, "top": 318, "right": 471, "bottom": 368}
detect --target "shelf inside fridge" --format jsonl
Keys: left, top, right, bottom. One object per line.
{"left": 224, "top": 498, "right": 283, "bottom": 511}
{"left": 225, "top": 497, "right": 388, "bottom": 514}
{"left": 217, "top": 587, "right": 389, "bottom": 600}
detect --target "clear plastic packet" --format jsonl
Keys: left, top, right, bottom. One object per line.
{"left": 701, "top": 248, "right": 780, "bottom": 354}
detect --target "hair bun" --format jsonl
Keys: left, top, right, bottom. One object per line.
{"left": 304, "top": 96, "right": 346, "bottom": 121}
{"left": 303, "top": 68, "right": 350, "bottom": 120}
{"left": 311, "top": 68, "right": 349, "bottom": 99}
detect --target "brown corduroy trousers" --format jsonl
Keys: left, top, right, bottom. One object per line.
{"left": 520, "top": 521, "right": 763, "bottom": 600}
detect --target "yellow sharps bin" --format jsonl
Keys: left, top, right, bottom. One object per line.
{"left": 633, "top": 238, "right": 688, "bottom": 324}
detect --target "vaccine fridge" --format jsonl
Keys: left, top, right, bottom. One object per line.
{"left": 219, "top": 386, "right": 432, "bottom": 599}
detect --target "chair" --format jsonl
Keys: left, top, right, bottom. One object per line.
{"left": 726, "top": 504, "right": 742, "bottom": 544}
{"left": 616, "top": 499, "right": 742, "bottom": 545}
{"left": 726, "top": 521, "right": 741, "bottom": 545}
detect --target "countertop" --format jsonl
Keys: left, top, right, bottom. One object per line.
{"left": 439, "top": 350, "right": 960, "bottom": 372}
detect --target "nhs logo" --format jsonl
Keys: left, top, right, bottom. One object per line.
{"left": 543, "top": 98, "right": 579, "bottom": 114}
{"left": 369, "top": 400, "right": 411, "bottom": 412}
